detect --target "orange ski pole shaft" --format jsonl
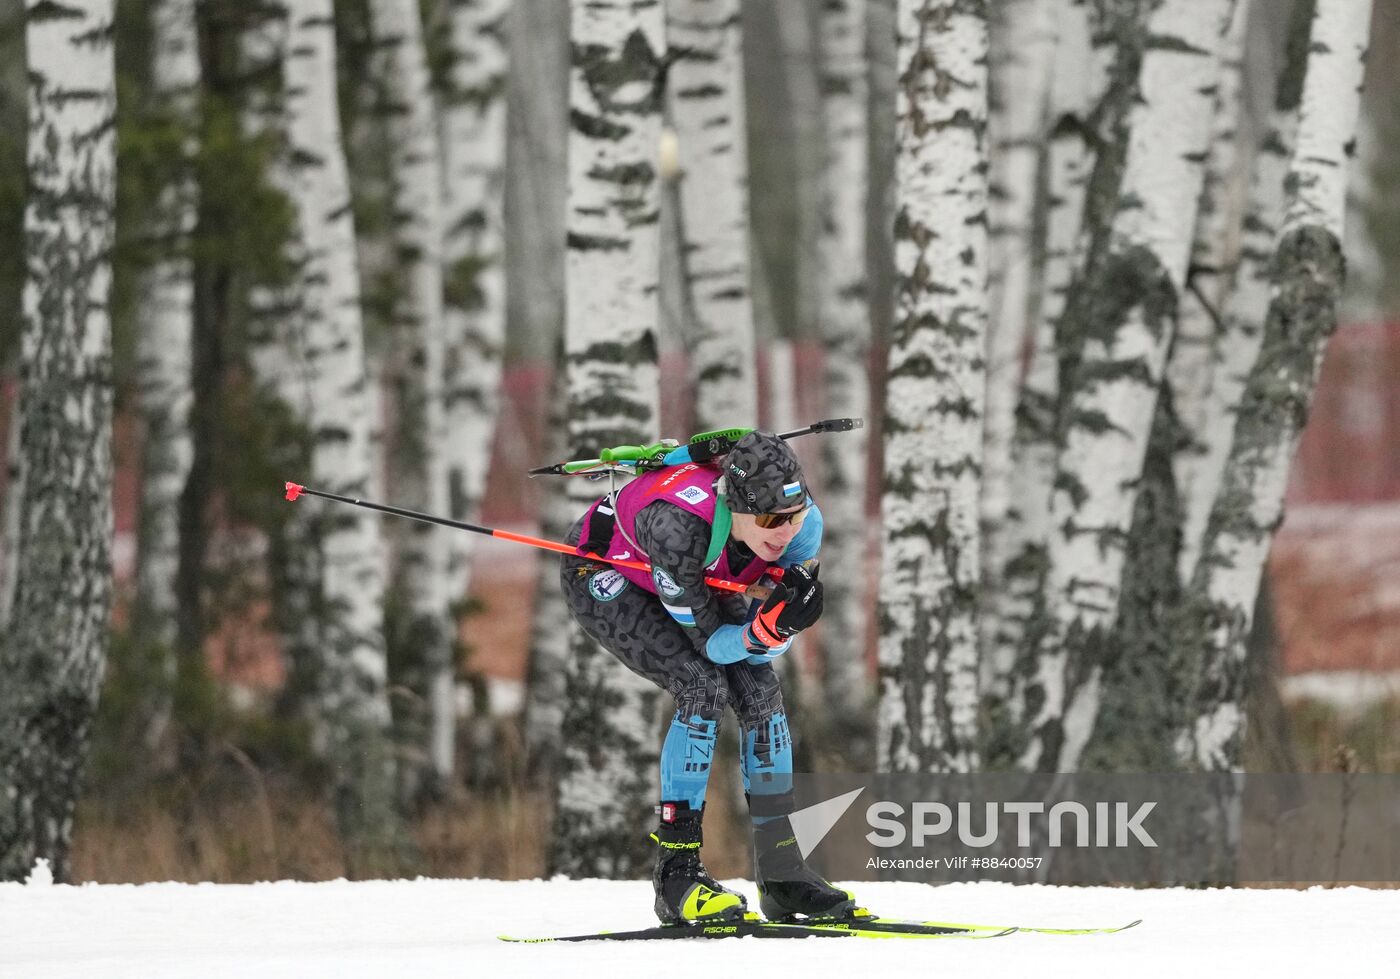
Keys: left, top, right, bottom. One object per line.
{"left": 283, "top": 482, "right": 761, "bottom": 596}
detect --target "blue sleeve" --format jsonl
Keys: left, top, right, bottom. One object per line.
{"left": 706, "top": 623, "right": 792, "bottom": 664}
{"left": 776, "top": 500, "right": 822, "bottom": 567}
{"left": 705, "top": 624, "right": 751, "bottom": 664}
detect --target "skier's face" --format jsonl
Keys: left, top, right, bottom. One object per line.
{"left": 730, "top": 503, "right": 809, "bottom": 561}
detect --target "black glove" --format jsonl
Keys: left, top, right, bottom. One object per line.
{"left": 746, "top": 564, "right": 823, "bottom": 648}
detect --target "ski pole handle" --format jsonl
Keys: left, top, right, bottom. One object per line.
{"left": 739, "top": 559, "right": 818, "bottom": 603}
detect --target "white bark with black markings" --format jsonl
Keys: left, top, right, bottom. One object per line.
{"left": 1180, "top": 0, "right": 1310, "bottom": 581}
{"left": 132, "top": 0, "right": 198, "bottom": 723}
{"left": 981, "top": 0, "right": 1055, "bottom": 581}
{"left": 551, "top": 0, "right": 666, "bottom": 878}
{"left": 1166, "top": 0, "right": 1250, "bottom": 567}
{"left": 1, "top": 0, "right": 116, "bottom": 882}
{"left": 815, "top": 0, "right": 872, "bottom": 718}
{"left": 665, "top": 0, "right": 755, "bottom": 429}
{"left": 877, "top": 0, "right": 989, "bottom": 775}
{"left": 441, "top": 0, "right": 511, "bottom": 601}
{"left": 367, "top": 0, "right": 457, "bottom": 789}
{"left": 982, "top": 0, "right": 1096, "bottom": 719}
{"left": 1021, "top": 0, "right": 1233, "bottom": 773}
{"left": 243, "top": 1, "right": 414, "bottom": 873}
{"left": 1179, "top": 0, "right": 1372, "bottom": 772}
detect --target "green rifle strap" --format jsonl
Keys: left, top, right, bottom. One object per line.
{"left": 706, "top": 491, "right": 732, "bottom": 569}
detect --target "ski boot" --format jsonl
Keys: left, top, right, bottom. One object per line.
{"left": 752, "top": 813, "right": 857, "bottom": 922}
{"left": 651, "top": 802, "right": 748, "bottom": 925}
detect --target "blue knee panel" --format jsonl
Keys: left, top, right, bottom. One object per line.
{"left": 742, "top": 712, "right": 793, "bottom": 821}
{"left": 660, "top": 713, "right": 718, "bottom": 810}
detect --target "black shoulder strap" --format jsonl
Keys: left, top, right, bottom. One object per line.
{"left": 578, "top": 497, "right": 617, "bottom": 555}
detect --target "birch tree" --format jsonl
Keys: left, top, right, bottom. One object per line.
{"left": 550, "top": 0, "right": 667, "bottom": 877}
{"left": 367, "top": 0, "right": 457, "bottom": 794}
{"left": 877, "top": 0, "right": 989, "bottom": 775}
{"left": 523, "top": 356, "right": 572, "bottom": 779}
{"left": 0, "top": 0, "right": 116, "bottom": 882}
{"left": 440, "top": 0, "right": 511, "bottom": 624}
{"left": 132, "top": 0, "right": 199, "bottom": 751}
{"left": 1019, "top": 0, "right": 1234, "bottom": 773}
{"left": 814, "top": 0, "right": 873, "bottom": 726}
{"left": 1177, "top": 0, "right": 1372, "bottom": 772}
{"left": 429, "top": 0, "right": 514, "bottom": 795}
{"left": 1166, "top": 0, "right": 1250, "bottom": 554}
{"left": 664, "top": 0, "right": 756, "bottom": 429}
{"left": 1081, "top": 0, "right": 1255, "bottom": 773}
{"left": 1180, "top": 0, "right": 1313, "bottom": 578}
{"left": 981, "top": 0, "right": 1121, "bottom": 738}
{"left": 515, "top": 1, "right": 571, "bottom": 782}
{"left": 244, "top": 0, "right": 416, "bottom": 876}
{"left": 980, "top": 0, "right": 1055, "bottom": 594}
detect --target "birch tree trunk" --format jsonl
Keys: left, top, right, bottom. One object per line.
{"left": 1083, "top": 0, "right": 1255, "bottom": 773}
{"left": 980, "top": 0, "right": 1054, "bottom": 586}
{"left": 1180, "top": 0, "right": 1312, "bottom": 579}
{"left": 515, "top": 4, "right": 571, "bottom": 783}
{"left": 1020, "top": 0, "right": 1233, "bottom": 773}
{"left": 1177, "top": 0, "right": 1372, "bottom": 773}
{"left": 981, "top": 0, "right": 1102, "bottom": 758}
{"left": 367, "top": 0, "right": 457, "bottom": 795}
{"left": 665, "top": 0, "right": 756, "bottom": 429}
{"left": 132, "top": 0, "right": 199, "bottom": 753}
{"left": 550, "top": 0, "right": 667, "bottom": 877}
{"left": 440, "top": 0, "right": 511, "bottom": 611}
{"left": 523, "top": 356, "right": 572, "bottom": 780}
{"left": 435, "top": 0, "right": 512, "bottom": 796}
{"left": 876, "top": 0, "right": 989, "bottom": 775}
{"left": 245, "top": 0, "right": 416, "bottom": 877}
{"left": 814, "top": 0, "right": 873, "bottom": 727}
{"left": 1165, "top": 0, "right": 1250, "bottom": 555}
{"left": 0, "top": 0, "right": 116, "bottom": 883}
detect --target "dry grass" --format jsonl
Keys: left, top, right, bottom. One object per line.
{"left": 70, "top": 781, "right": 758, "bottom": 885}
{"left": 70, "top": 747, "right": 765, "bottom": 885}
{"left": 73, "top": 781, "right": 346, "bottom": 884}
{"left": 415, "top": 789, "right": 550, "bottom": 880}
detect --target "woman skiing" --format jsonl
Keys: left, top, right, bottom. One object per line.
{"left": 560, "top": 430, "right": 855, "bottom": 925}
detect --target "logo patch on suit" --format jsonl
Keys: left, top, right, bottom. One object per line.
{"left": 653, "top": 568, "right": 684, "bottom": 599}
{"left": 588, "top": 569, "right": 628, "bottom": 602}
{"left": 676, "top": 485, "right": 709, "bottom": 505}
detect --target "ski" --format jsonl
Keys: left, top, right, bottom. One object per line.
{"left": 499, "top": 916, "right": 1015, "bottom": 943}
{"left": 766, "top": 909, "right": 1140, "bottom": 938}
{"left": 895, "top": 916, "right": 1143, "bottom": 936}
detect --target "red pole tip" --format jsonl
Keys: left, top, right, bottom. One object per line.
{"left": 284, "top": 482, "right": 304, "bottom": 502}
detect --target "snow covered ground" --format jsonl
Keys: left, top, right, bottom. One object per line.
{"left": 2, "top": 874, "right": 1397, "bottom": 978}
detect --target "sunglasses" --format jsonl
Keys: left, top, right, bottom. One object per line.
{"left": 753, "top": 505, "right": 810, "bottom": 529}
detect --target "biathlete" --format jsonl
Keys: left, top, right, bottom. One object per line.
{"left": 559, "top": 430, "right": 855, "bottom": 925}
